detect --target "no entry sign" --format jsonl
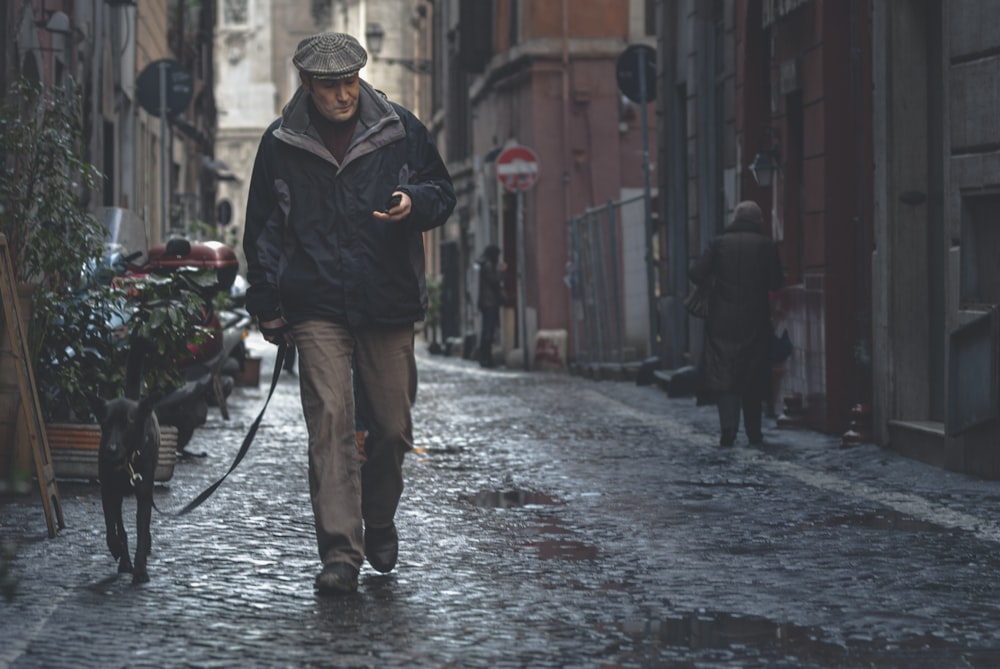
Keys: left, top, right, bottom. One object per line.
{"left": 496, "top": 145, "right": 540, "bottom": 193}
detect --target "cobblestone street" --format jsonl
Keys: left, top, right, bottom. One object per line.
{"left": 3, "top": 333, "right": 1000, "bottom": 668}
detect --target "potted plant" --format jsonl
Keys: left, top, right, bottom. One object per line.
{"left": 0, "top": 78, "right": 106, "bottom": 483}
{"left": 35, "top": 267, "right": 213, "bottom": 482}
{"left": 33, "top": 269, "right": 214, "bottom": 423}
{"left": 0, "top": 78, "right": 210, "bottom": 482}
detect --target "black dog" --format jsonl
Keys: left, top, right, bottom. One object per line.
{"left": 91, "top": 341, "right": 160, "bottom": 584}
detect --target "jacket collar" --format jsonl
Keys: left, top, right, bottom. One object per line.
{"left": 273, "top": 79, "right": 404, "bottom": 165}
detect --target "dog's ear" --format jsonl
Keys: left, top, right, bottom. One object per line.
{"left": 88, "top": 395, "right": 107, "bottom": 422}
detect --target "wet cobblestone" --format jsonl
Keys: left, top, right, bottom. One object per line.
{"left": 3, "top": 333, "right": 1000, "bottom": 667}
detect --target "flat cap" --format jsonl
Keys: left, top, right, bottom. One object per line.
{"left": 293, "top": 32, "right": 367, "bottom": 79}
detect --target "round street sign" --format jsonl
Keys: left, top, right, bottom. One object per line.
{"left": 496, "top": 145, "right": 540, "bottom": 193}
{"left": 616, "top": 44, "right": 657, "bottom": 104}
{"left": 136, "top": 59, "right": 194, "bottom": 117}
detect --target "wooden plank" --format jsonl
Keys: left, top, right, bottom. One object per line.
{"left": 0, "top": 233, "right": 64, "bottom": 537}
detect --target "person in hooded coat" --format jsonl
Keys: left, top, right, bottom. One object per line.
{"left": 688, "top": 200, "right": 783, "bottom": 447}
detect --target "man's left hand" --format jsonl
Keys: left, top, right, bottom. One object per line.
{"left": 373, "top": 191, "right": 412, "bottom": 221}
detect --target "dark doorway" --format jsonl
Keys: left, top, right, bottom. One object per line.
{"left": 440, "top": 240, "right": 460, "bottom": 340}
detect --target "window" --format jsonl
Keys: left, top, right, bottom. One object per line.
{"left": 960, "top": 194, "right": 1000, "bottom": 307}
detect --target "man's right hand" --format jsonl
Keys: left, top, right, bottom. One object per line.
{"left": 260, "top": 317, "right": 294, "bottom": 346}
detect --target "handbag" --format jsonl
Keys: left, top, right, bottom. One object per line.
{"left": 771, "top": 327, "right": 793, "bottom": 363}
{"left": 684, "top": 282, "right": 711, "bottom": 319}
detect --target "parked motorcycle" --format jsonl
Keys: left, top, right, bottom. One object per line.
{"left": 99, "top": 208, "right": 251, "bottom": 452}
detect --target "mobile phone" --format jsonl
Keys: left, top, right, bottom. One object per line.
{"left": 384, "top": 194, "right": 402, "bottom": 212}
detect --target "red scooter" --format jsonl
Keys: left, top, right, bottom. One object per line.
{"left": 137, "top": 240, "right": 250, "bottom": 453}
{"left": 100, "top": 208, "right": 251, "bottom": 453}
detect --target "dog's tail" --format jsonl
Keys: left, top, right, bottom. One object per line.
{"left": 125, "top": 337, "right": 153, "bottom": 401}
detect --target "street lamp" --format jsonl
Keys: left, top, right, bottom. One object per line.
{"left": 364, "top": 22, "right": 431, "bottom": 75}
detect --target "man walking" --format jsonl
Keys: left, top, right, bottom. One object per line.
{"left": 243, "top": 32, "right": 456, "bottom": 594}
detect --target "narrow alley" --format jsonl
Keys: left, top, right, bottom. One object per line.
{"left": 2, "top": 335, "right": 999, "bottom": 668}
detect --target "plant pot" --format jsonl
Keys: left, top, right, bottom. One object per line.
{"left": 46, "top": 423, "right": 178, "bottom": 482}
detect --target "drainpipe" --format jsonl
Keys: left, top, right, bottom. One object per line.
{"left": 842, "top": 0, "right": 873, "bottom": 446}
{"left": 562, "top": 0, "right": 571, "bottom": 344}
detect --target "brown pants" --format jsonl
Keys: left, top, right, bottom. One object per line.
{"left": 293, "top": 320, "right": 416, "bottom": 569}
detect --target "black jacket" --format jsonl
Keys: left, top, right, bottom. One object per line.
{"left": 477, "top": 257, "right": 503, "bottom": 311}
{"left": 689, "top": 218, "right": 783, "bottom": 393}
{"left": 243, "top": 80, "right": 456, "bottom": 327}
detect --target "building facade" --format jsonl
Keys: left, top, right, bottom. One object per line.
{"left": 439, "top": 0, "right": 658, "bottom": 365}
{"left": 874, "top": 0, "right": 1000, "bottom": 478}
{"left": 1, "top": 0, "right": 219, "bottom": 245}
{"left": 654, "top": 0, "right": 1000, "bottom": 479}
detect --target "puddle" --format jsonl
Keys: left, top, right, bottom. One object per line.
{"left": 818, "top": 510, "right": 950, "bottom": 532}
{"left": 471, "top": 489, "right": 559, "bottom": 509}
{"left": 614, "top": 611, "right": 984, "bottom": 667}
{"left": 412, "top": 445, "right": 464, "bottom": 455}
{"left": 517, "top": 516, "right": 598, "bottom": 560}
{"left": 617, "top": 611, "right": 839, "bottom": 654}
{"left": 522, "top": 539, "right": 598, "bottom": 561}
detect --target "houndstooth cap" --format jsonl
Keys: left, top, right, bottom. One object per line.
{"left": 293, "top": 32, "right": 367, "bottom": 80}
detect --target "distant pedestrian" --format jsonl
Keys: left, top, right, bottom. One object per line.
{"left": 476, "top": 244, "right": 505, "bottom": 368}
{"left": 243, "top": 32, "right": 456, "bottom": 595}
{"left": 688, "top": 200, "right": 783, "bottom": 447}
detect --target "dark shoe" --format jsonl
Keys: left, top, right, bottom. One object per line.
{"left": 748, "top": 432, "right": 764, "bottom": 447}
{"left": 365, "top": 523, "right": 398, "bottom": 573}
{"left": 720, "top": 429, "right": 736, "bottom": 447}
{"left": 315, "top": 563, "right": 358, "bottom": 595}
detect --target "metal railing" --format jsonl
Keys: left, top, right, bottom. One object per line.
{"left": 566, "top": 194, "right": 647, "bottom": 366}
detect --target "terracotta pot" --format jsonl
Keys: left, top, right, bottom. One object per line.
{"left": 45, "top": 423, "right": 101, "bottom": 450}
{"left": 46, "top": 423, "right": 178, "bottom": 482}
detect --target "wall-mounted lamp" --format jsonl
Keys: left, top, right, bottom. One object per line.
{"left": 364, "top": 22, "right": 431, "bottom": 74}
{"left": 36, "top": 10, "right": 71, "bottom": 36}
{"left": 749, "top": 126, "right": 781, "bottom": 189}
{"left": 365, "top": 22, "right": 385, "bottom": 57}
{"left": 749, "top": 150, "right": 779, "bottom": 189}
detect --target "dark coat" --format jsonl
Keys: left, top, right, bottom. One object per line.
{"left": 477, "top": 256, "right": 503, "bottom": 311}
{"left": 688, "top": 218, "right": 783, "bottom": 394}
{"left": 243, "top": 80, "right": 456, "bottom": 327}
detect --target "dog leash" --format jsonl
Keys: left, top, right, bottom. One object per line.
{"left": 156, "top": 342, "right": 287, "bottom": 516}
